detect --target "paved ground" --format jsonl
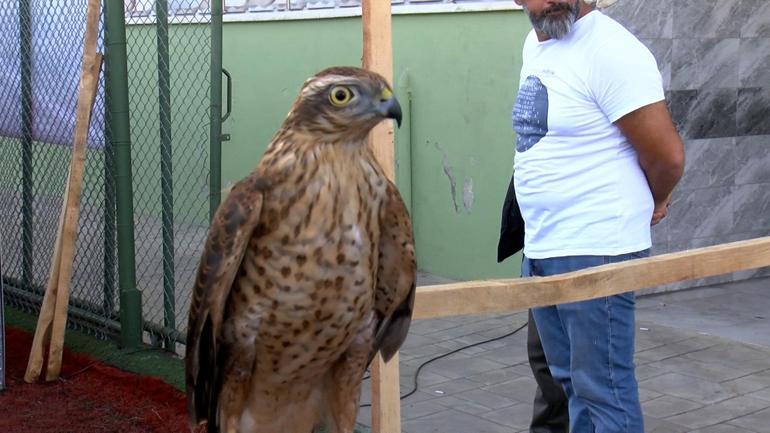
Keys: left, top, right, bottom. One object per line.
{"left": 356, "top": 276, "right": 770, "bottom": 433}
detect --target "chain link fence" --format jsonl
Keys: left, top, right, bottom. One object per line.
{"left": 125, "top": 0, "right": 212, "bottom": 351}
{"left": 0, "top": 0, "right": 215, "bottom": 355}
{"left": 0, "top": 0, "right": 117, "bottom": 341}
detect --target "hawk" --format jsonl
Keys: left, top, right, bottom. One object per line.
{"left": 186, "top": 67, "right": 416, "bottom": 433}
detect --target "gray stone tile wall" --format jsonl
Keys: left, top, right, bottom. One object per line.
{"left": 603, "top": 0, "right": 770, "bottom": 292}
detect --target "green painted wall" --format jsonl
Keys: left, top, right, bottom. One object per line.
{"left": 223, "top": 11, "right": 530, "bottom": 279}
{"left": 220, "top": 10, "right": 530, "bottom": 281}
{"left": 393, "top": 12, "right": 529, "bottom": 281}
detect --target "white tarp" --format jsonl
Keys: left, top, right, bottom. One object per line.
{"left": 0, "top": 0, "right": 105, "bottom": 148}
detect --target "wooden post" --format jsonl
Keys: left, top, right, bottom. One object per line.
{"left": 362, "top": 2, "right": 401, "bottom": 433}
{"left": 371, "top": 353, "right": 402, "bottom": 433}
{"left": 25, "top": 0, "right": 103, "bottom": 382}
{"left": 363, "top": 0, "right": 395, "bottom": 179}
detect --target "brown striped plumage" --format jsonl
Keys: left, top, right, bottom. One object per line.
{"left": 185, "top": 67, "right": 415, "bottom": 433}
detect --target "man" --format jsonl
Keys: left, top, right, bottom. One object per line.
{"left": 503, "top": 1, "right": 685, "bottom": 432}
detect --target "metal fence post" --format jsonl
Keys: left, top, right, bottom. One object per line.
{"left": 19, "top": 0, "right": 34, "bottom": 291}
{"left": 155, "top": 0, "right": 175, "bottom": 350}
{"left": 102, "top": 0, "right": 117, "bottom": 319}
{"left": 209, "top": 0, "right": 223, "bottom": 221}
{"left": 105, "top": 0, "right": 143, "bottom": 349}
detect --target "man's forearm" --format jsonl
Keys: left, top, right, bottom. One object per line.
{"left": 641, "top": 159, "right": 683, "bottom": 204}
{"left": 614, "top": 101, "right": 685, "bottom": 205}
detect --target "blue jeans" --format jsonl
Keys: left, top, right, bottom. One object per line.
{"left": 523, "top": 251, "right": 648, "bottom": 433}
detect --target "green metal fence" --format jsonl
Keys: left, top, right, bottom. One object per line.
{"left": 0, "top": 0, "right": 221, "bottom": 353}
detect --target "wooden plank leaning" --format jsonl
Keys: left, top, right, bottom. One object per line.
{"left": 45, "top": 52, "right": 103, "bottom": 381}
{"left": 24, "top": 0, "right": 103, "bottom": 383}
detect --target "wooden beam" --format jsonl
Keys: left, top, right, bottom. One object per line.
{"left": 362, "top": 2, "right": 400, "bottom": 433}
{"left": 413, "top": 236, "right": 770, "bottom": 320}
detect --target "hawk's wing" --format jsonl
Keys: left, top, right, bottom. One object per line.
{"left": 185, "top": 172, "right": 268, "bottom": 428}
{"left": 371, "top": 181, "right": 417, "bottom": 363}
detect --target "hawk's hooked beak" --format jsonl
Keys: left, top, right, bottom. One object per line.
{"left": 377, "top": 88, "right": 402, "bottom": 128}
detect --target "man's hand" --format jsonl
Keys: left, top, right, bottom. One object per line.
{"left": 651, "top": 194, "right": 672, "bottom": 226}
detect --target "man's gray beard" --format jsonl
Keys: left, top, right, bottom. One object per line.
{"left": 525, "top": 2, "right": 580, "bottom": 39}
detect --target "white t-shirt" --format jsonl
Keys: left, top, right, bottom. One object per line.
{"left": 512, "top": 10, "right": 664, "bottom": 259}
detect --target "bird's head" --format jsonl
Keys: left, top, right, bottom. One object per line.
{"left": 284, "top": 67, "right": 402, "bottom": 143}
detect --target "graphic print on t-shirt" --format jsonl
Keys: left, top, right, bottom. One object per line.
{"left": 513, "top": 75, "right": 548, "bottom": 153}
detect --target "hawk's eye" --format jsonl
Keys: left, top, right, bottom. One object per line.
{"left": 329, "top": 86, "right": 353, "bottom": 107}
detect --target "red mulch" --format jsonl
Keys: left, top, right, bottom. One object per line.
{"left": 0, "top": 327, "right": 200, "bottom": 433}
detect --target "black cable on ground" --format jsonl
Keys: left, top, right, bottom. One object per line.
{"left": 360, "top": 321, "right": 528, "bottom": 408}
